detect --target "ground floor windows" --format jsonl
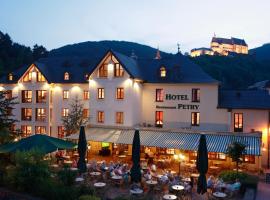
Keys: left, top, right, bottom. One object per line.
{"left": 116, "top": 112, "right": 124, "bottom": 124}
{"left": 243, "top": 155, "right": 255, "bottom": 164}
{"left": 97, "top": 111, "right": 105, "bottom": 123}
{"left": 191, "top": 112, "right": 200, "bottom": 126}
{"left": 208, "top": 152, "right": 226, "bottom": 160}
{"left": 234, "top": 113, "right": 243, "bottom": 132}
{"left": 21, "top": 125, "right": 32, "bottom": 137}
{"left": 21, "top": 108, "right": 32, "bottom": 121}
{"left": 156, "top": 147, "right": 175, "bottom": 155}
{"left": 155, "top": 111, "right": 163, "bottom": 127}
{"left": 156, "top": 89, "right": 164, "bottom": 102}
{"left": 35, "top": 126, "right": 46, "bottom": 134}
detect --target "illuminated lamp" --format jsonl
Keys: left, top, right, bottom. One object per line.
{"left": 108, "top": 60, "right": 114, "bottom": 72}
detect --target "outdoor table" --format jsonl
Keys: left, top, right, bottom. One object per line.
{"left": 94, "top": 182, "right": 106, "bottom": 188}
{"left": 210, "top": 166, "right": 220, "bottom": 170}
{"left": 63, "top": 160, "right": 72, "bottom": 166}
{"left": 70, "top": 167, "right": 78, "bottom": 171}
{"left": 172, "top": 185, "right": 184, "bottom": 191}
{"left": 146, "top": 180, "right": 158, "bottom": 185}
{"left": 118, "top": 155, "right": 127, "bottom": 158}
{"left": 112, "top": 175, "right": 123, "bottom": 180}
{"left": 182, "top": 177, "right": 191, "bottom": 182}
{"left": 90, "top": 172, "right": 101, "bottom": 176}
{"left": 213, "top": 192, "right": 227, "bottom": 199}
{"left": 163, "top": 194, "right": 177, "bottom": 200}
{"left": 75, "top": 177, "right": 84, "bottom": 182}
{"left": 130, "top": 188, "right": 143, "bottom": 195}
{"left": 191, "top": 173, "right": 200, "bottom": 178}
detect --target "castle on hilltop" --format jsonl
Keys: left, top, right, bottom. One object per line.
{"left": 191, "top": 36, "right": 248, "bottom": 57}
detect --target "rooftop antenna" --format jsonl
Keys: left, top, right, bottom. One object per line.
{"left": 177, "top": 43, "right": 181, "bottom": 54}
{"left": 155, "top": 46, "right": 161, "bottom": 59}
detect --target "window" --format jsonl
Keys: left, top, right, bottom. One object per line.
{"left": 63, "top": 90, "right": 69, "bottom": 99}
{"left": 208, "top": 153, "right": 226, "bottom": 160}
{"left": 97, "top": 88, "right": 104, "bottom": 99}
{"left": 234, "top": 113, "right": 243, "bottom": 132}
{"left": 36, "top": 108, "right": 46, "bottom": 121}
{"left": 114, "top": 63, "right": 124, "bottom": 77}
{"left": 191, "top": 112, "right": 200, "bottom": 126}
{"left": 156, "top": 147, "right": 174, "bottom": 155}
{"left": 5, "top": 90, "right": 12, "bottom": 99}
{"left": 243, "top": 155, "right": 255, "bottom": 164}
{"left": 83, "top": 109, "right": 89, "bottom": 118}
{"left": 155, "top": 111, "right": 163, "bottom": 127}
{"left": 116, "top": 88, "right": 124, "bottom": 99}
{"left": 156, "top": 89, "right": 164, "bottom": 102}
{"left": 58, "top": 126, "right": 66, "bottom": 138}
{"left": 62, "top": 108, "right": 69, "bottom": 117}
{"left": 64, "top": 72, "right": 69, "bottom": 80}
{"left": 8, "top": 73, "right": 13, "bottom": 81}
{"left": 37, "top": 72, "right": 45, "bottom": 82}
{"left": 35, "top": 126, "right": 46, "bottom": 134}
{"left": 83, "top": 90, "right": 90, "bottom": 100}
{"left": 21, "top": 108, "right": 32, "bottom": 121}
{"left": 36, "top": 90, "right": 47, "bottom": 103}
{"left": 21, "top": 125, "right": 32, "bottom": 137}
{"left": 116, "top": 112, "right": 124, "bottom": 124}
{"left": 23, "top": 71, "right": 32, "bottom": 82}
{"left": 98, "top": 64, "right": 108, "bottom": 78}
{"left": 22, "top": 90, "right": 32, "bottom": 103}
{"left": 160, "top": 67, "right": 166, "bottom": 77}
{"left": 97, "top": 111, "right": 104, "bottom": 123}
{"left": 192, "top": 88, "right": 200, "bottom": 102}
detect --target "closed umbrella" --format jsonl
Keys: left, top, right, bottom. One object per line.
{"left": 196, "top": 134, "right": 208, "bottom": 195}
{"left": 77, "top": 126, "right": 87, "bottom": 173}
{"left": 0, "top": 134, "right": 76, "bottom": 154}
{"left": 130, "top": 129, "right": 141, "bottom": 183}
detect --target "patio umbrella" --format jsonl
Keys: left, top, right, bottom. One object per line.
{"left": 196, "top": 134, "right": 208, "bottom": 195}
{"left": 130, "top": 129, "right": 141, "bottom": 183}
{"left": 0, "top": 134, "right": 76, "bottom": 154}
{"left": 77, "top": 126, "right": 87, "bottom": 173}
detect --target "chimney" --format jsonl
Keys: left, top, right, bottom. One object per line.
{"left": 155, "top": 47, "right": 161, "bottom": 59}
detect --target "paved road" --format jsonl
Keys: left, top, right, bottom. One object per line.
{"left": 256, "top": 182, "right": 270, "bottom": 200}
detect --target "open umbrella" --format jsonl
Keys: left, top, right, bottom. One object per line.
{"left": 196, "top": 134, "right": 208, "bottom": 195}
{"left": 77, "top": 126, "right": 87, "bottom": 173}
{"left": 130, "top": 129, "right": 141, "bottom": 183}
{"left": 0, "top": 134, "right": 76, "bottom": 154}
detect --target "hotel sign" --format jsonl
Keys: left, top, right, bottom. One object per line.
{"left": 156, "top": 93, "right": 199, "bottom": 110}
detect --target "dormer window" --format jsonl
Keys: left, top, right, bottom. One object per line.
{"left": 64, "top": 72, "right": 69, "bottom": 80}
{"left": 8, "top": 73, "right": 13, "bottom": 81}
{"left": 98, "top": 64, "right": 108, "bottom": 78}
{"left": 160, "top": 67, "right": 166, "bottom": 77}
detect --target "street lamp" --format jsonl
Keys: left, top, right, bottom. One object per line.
{"left": 174, "top": 153, "right": 185, "bottom": 176}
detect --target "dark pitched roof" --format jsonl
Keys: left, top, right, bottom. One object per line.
{"left": 248, "top": 80, "right": 270, "bottom": 90}
{"left": 191, "top": 47, "right": 213, "bottom": 52}
{"left": 212, "top": 37, "right": 247, "bottom": 46}
{"left": 0, "top": 50, "right": 218, "bottom": 84}
{"left": 218, "top": 90, "right": 270, "bottom": 109}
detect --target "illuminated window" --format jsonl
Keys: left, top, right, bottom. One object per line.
{"left": 83, "top": 109, "right": 89, "bottom": 118}
{"left": 36, "top": 90, "right": 47, "bottom": 103}
{"left": 97, "top": 111, "right": 104, "bottom": 123}
{"left": 8, "top": 73, "right": 13, "bottom": 81}
{"left": 116, "top": 88, "right": 124, "bottom": 99}
{"left": 58, "top": 126, "right": 66, "bottom": 138}
{"left": 192, "top": 88, "right": 200, "bottom": 102}
{"left": 98, "top": 64, "right": 108, "bottom": 78}
{"left": 36, "top": 108, "right": 46, "bottom": 121}
{"left": 160, "top": 67, "right": 166, "bottom": 77}
{"left": 35, "top": 126, "right": 46, "bottom": 134}
{"left": 5, "top": 90, "right": 12, "bottom": 99}
{"left": 37, "top": 72, "right": 45, "bottom": 82}
{"left": 63, "top": 90, "right": 69, "bottom": 99}
{"left": 243, "top": 155, "right": 255, "bottom": 164}
{"left": 21, "top": 108, "right": 32, "bottom": 121}
{"left": 156, "top": 147, "right": 174, "bottom": 155}
{"left": 155, "top": 111, "right": 163, "bottom": 127}
{"left": 64, "top": 72, "right": 70, "bottom": 80}
{"left": 23, "top": 71, "right": 32, "bottom": 82}
{"left": 62, "top": 108, "right": 69, "bottom": 117}
{"left": 156, "top": 89, "right": 164, "bottom": 102}
{"left": 116, "top": 112, "right": 124, "bottom": 124}
{"left": 114, "top": 63, "right": 124, "bottom": 77}
{"left": 97, "top": 88, "right": 104, "bottom": 99}
{"left": 22, "top": 90, "right": 32, "bottom": 103}
{"left": 83, "top": 90, "right": 90, "bottom": 100}
{"left": 191, "top": 112, "right": 200, "bottom": 126}
{"left": 234, "top": 113, "right": 243, "bottom": 132}
{"left": 21, "top": 125, "right": 32, "bottom": 137}
{"left": 208, "top": 153, "right": 226, "bottom": 160}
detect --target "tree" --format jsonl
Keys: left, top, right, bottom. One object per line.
{"left": 61, "top": 97, "right": 88, "bottom": 136}
{"left": 32, "top": 44, "right": 48, "bottom": 60}
{"left": 0, "top": 90, "right": 19, "bottom": 145}
{"left": 226, "top": 141, "right": 246, "bottom": 173}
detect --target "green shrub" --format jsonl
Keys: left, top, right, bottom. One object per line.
{"left": 57, "top": 166, "right": 77, "bottom": 186}
{"left": 219, "top": 170, "right": 248, "bottom": 183}
{"left": 78, "top": 195, "right": 101, "bottom": 200}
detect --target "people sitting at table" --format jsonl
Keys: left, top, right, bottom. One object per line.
{"left": 144, "top": 170, "right": 152, "bottom": 180}
{"left": 160, "top": 174, "right": 169, "bottom": 184}
{"left": 71, "top": 159, "right": 77, "bottom": 168}
{"left": 55, "top": 151, "right": 64, "bottom": 164}
{"left": 207, "top": 176, "right": 215, "bottom": 191}
{"left": 100, "top": 161, "right": 107, "bottom": 172}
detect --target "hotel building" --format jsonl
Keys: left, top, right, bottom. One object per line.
{"left": 0, "top": 50, "right": 269, "bottom": 169}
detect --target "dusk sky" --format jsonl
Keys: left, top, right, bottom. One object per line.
{"left": 0, "top": 0, "right": 269, "bottom": 53}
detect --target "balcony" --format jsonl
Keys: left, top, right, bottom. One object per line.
{"left": 22, "top": 98, "right": 32, "bottom": 103}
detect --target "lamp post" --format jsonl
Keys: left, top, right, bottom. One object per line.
{"left": 174, "top": 153, "right": 185, "bottom": 176}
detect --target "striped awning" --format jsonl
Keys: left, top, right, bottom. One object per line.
{"left": 67, "top": 128, "right": 261, "bottom": 156}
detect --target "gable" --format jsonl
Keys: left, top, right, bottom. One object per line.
{"left": 18, "top": 64, "right": 48, "bottom": 83}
